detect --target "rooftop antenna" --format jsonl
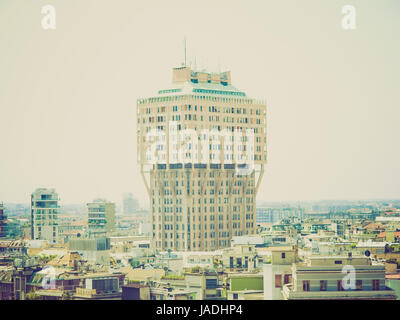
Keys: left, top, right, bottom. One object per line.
{"left": 183, "top": 37, "right": 187, "bottom": 67}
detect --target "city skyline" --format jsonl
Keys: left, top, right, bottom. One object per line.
{"left": 0, "top": 0, "right": 399, "bottom": 205}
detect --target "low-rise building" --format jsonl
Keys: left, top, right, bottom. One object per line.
{"left": 282, "top": 255, "right": 397, "bottom": 300}
{"left": 74, "top": 276, "right": 121, "bottom": 300}
{"left": 226, "top": 272, "right": 263, "bottom": 300}
{"left": 263, "top": 247, "right": 297, "bottom": 300}
{"left": 121, "top": 283, "right": 151, "bottom": 300}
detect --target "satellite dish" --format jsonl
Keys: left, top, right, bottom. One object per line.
{"left": 365, "top": 250, "right": 371, "bottom": 257}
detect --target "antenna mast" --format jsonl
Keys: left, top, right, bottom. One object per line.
{"left": 184, "top": 37, "right": 187, "bottom": 67}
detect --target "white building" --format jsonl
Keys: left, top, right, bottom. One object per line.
{"left": 31, "top": 188, "right": 60, "bottom": 244}
{"left": 263, "top": 248, "right": 296, "bottom": 300}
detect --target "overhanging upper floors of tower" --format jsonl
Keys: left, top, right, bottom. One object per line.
{"left": 136, "top": 96, "right": 267, "bottom": 166}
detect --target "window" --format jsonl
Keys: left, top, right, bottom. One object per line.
{"left": 372, "top": 280, "right": 380, "bottom": 291}
{"left": 320, "top": 280, "right": 327, "bottom": 291}
{"left": 281, "top": 252, "right": 286, "bottom": 259}
{"left": 206, "top": 279, "right": 217, "bottom": 289}
{"left": 275, "top": 274, "right": 282, "bottom": 288}
{"left": 334, "top": 260, "right": 342, "bottom": 264}
{"left": 356, "top": 280, "right": 362, "bottom": 291}
{"left": 284, "top": 274, "right": 291, "bottom": 285}
{"left": 302, "top": 280, "right": 310, "bottom": 291}
{"left": 233, "top": 293, "right": 238, "bottom": 300}
{"left": 337, "top": 280, "right": 344, "bottom": 291}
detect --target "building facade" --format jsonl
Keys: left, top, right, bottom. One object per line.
{"left": 137, "top": 66, "right": 267, "bottom": 251}
{"left": 69, "top": 237, "right": 111, "bottom": 265}
{"left": 123, "top": 193, "right": 139, "bottom": 214}
{"left": 31, "top": 188, "right": 59, "bottom": 244}
{"left": 0, "top": 203, "right": 6, "bottom": 238}
{"left": 282, "top": 255, "right": 397, "bottom": 300}
{"left": 87, "top": 199, "right": 116, "bottom": 238}
{"left": 256, "top": 207, "right": 305, "bottom": 224}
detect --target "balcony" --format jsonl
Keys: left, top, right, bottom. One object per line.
{"left": 282, "top": 283, "right": 397, "bottom": 300}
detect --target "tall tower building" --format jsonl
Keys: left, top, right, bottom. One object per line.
{"left": 123, "top": 192, "right": 139, "bottom": 214}
{"left": 31, "top": 188, "right": 60, "bottom": 244}
{"left": 87, "top": 199, "right": 116, "bottom": 238}
{"left": 0, "top": 202, "right": 6, "bottom": 238}
{"left": 137, "top": 66, "right": 267, "bottom": 251}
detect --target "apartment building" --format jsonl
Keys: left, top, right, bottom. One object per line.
{"left": 263, "top": 248, "right": 297, "bottom": 300}
{"left": 69, "top": 237, "right": 111, "bottom": 266}
{"left": 123, "top": 193, "right": 139, "bottom": 214}
{"left": 227, "top": 273, "right": 264, "bottom": 300}
{"left": 137, "top": 66, "right": 267, "bottom": 251}
{"left": 31, "top": 188, "right": 59, "bottom": 244}
{"left": 74, "top": 276, "right": 121, "bottom": 300}
{"left": 87, "top": 199, "right": 115, "bottom": 238}
{"left": 282, "top": 255, "right": 397, "bottom": 300}
{"left": 256, "top": 207, "right": 305, "bottom": 224}
{"left": 0, "top": 203, "right": 6, "bottom": 238}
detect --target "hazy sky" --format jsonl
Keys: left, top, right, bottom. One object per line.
{"left": 0, "top": 0, "right": 399, "bottom": 207}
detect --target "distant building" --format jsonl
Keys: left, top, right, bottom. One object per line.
{"left": 256, "top": 207, "right": 304, "bottom": 224}
{"left": 222, "top": 244, "right": 262, "bottom": 271}
{"left": 69, "top": 237, "right": 111, "bottom": 265}
{"left": 87, "top": 199, "right": 115, "bottom": 238}
{"left": 150, "top": 285, "right": 197, "bottom": 300}
{"left": 0, "top": 240, "right": 27, "bottom": 257}
{"left": 33, "top": 272, "right": 124, "bottom": 300}
{"left": 123, "top": 193, "right": 139, "bottom": 214}
{"left": 31, "top": 188, "right": 60, "bottom": 244}
{"left": 121, "top": 283, "right": 150, "bottom": 300}
{"left": 157, "top": 270, "right": 220, "bottom": 300}
{"left": 227, "top": 273, "right": 264, "bottom": 300}
{"left": 74, "top": 276, "right": 121, "bottom": 300}
{"left": 0, "top": 203, "right": 6, "bottom": 238}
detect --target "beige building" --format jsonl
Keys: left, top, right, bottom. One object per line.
{"left": 87, "top": 199, "right": 116, "bottom": 238}
{"left": 31, "top": 188, "right": 60, "bottom": 244}
{"left": 137, "top": 66, "right": 267, "bottom": 251}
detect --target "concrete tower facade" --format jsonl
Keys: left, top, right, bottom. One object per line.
{"left": 137, "top": 66, "right": 267, "bottom": 251}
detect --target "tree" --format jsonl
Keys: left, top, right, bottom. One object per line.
{"left": 26, "top": 291, "right": 40, "bottom": 300}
